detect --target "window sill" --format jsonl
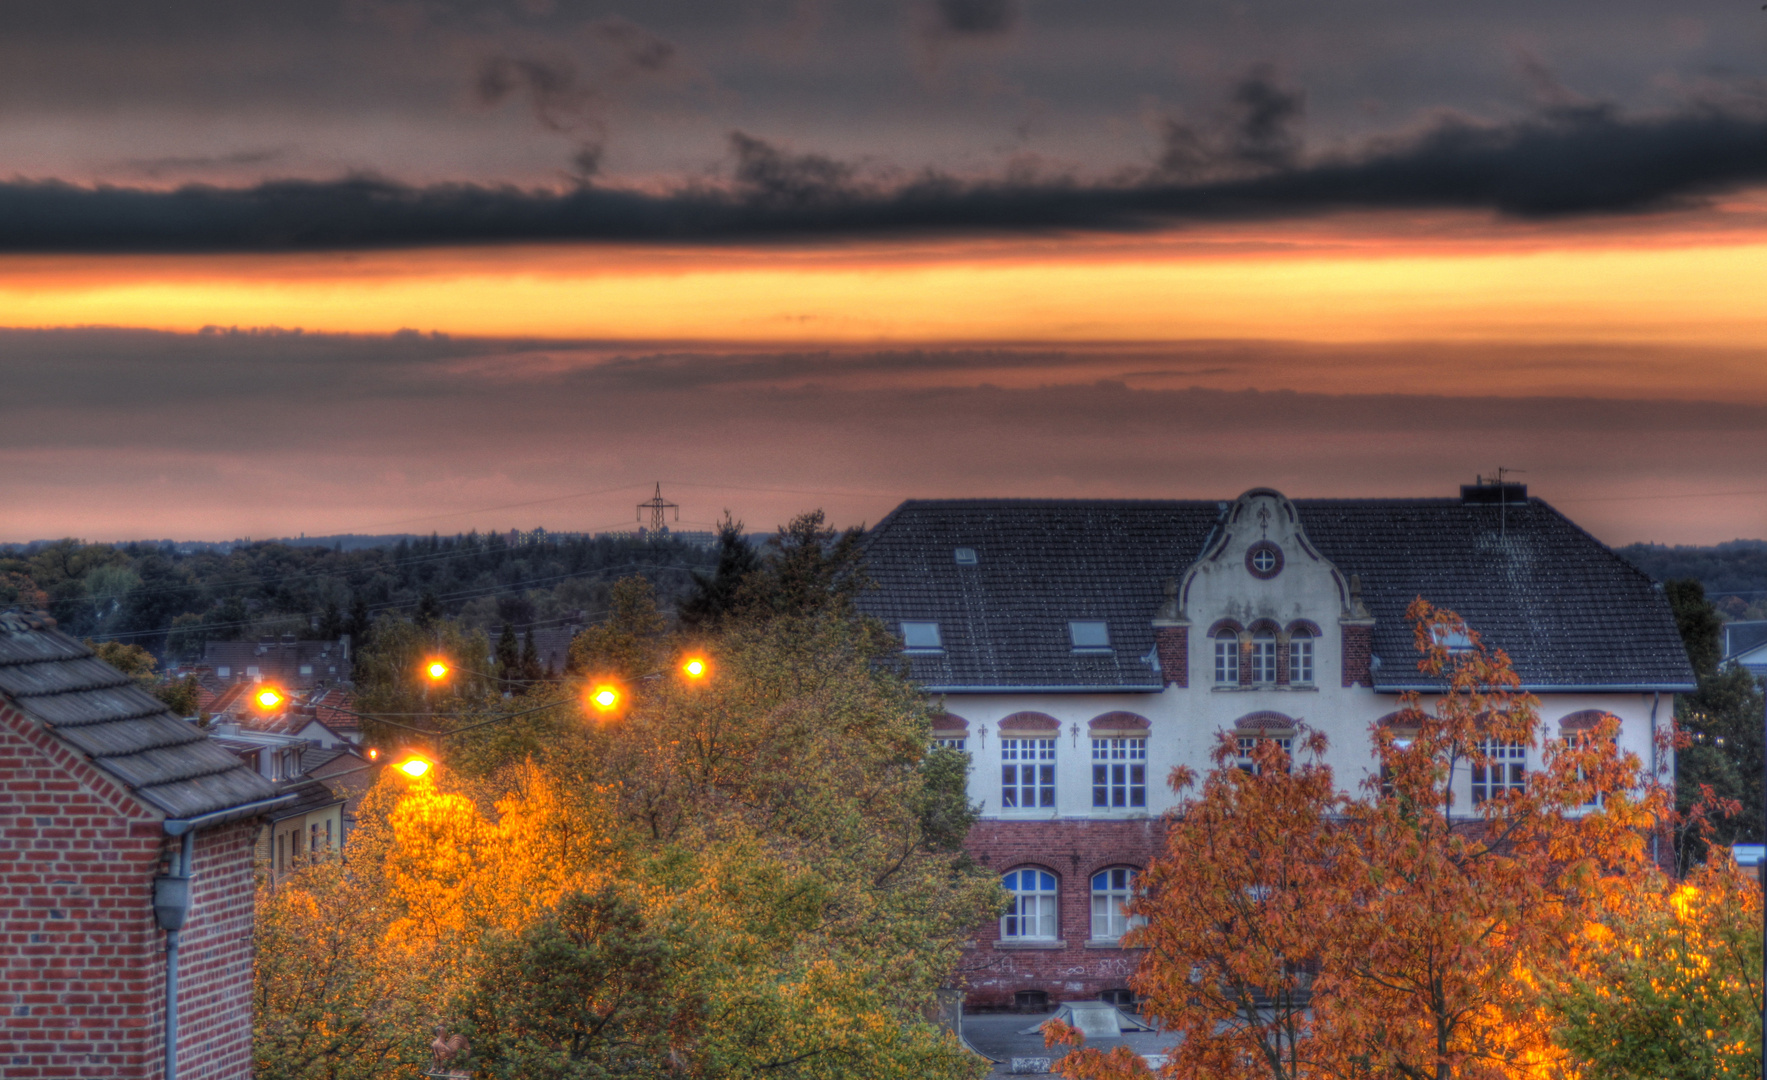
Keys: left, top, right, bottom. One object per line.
{"left": 1084, "top": 939, "right": 1144, "bottom": 950}
{"left": 1089, "top": 809, "right": 1151, "bottom": 818}
{"left": 995, "top": 939, "right": 1067, "bottom": 950}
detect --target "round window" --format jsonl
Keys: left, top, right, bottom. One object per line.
{"left": 1246, "top": 541, "right": 1283, "bottom": 579}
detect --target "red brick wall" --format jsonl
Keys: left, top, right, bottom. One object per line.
{"left": 1152, "top": 628, "right": 1187, "bottom": 688}
{"left": 172, "top": 822, "right": 258, "bottom": 1080}
{"left": 1342, "top": 625, "right": 1373, "bottom": 687}
{"left": 962, "top": 818, "right": 1167, "bottom": 1008}
{"left": 0, "top": 700, "right": 258, "bottom": 1080}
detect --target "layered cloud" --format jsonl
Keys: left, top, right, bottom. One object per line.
{"left": 6, "top": 99, "right": 1767, "bottom": 252}
{"left": 3, "top": 327, "right": 1762, "bottom": 544}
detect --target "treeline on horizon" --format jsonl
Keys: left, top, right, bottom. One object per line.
{"left": 4, "top": 530, "right": 1767, "bottom": 662}
{"left": 0, "top": 529, "right": 723, "bottom": 659}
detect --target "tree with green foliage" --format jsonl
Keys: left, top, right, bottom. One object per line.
{"left": 258, "top": 559, "right": 996, "bottom": 1080}
{"left": 457, "top": 886, "right": 691, "bottom": 1079}
{"left": 86, "top": 638, "right": 202, "bottom": 717}
{"left": 1666, "top": 578, "right": 1766, "bottom": 857}
{"left": 1548, "top": 858, "right": 1762, "bottom": 1080}
{"left": 678, "top": 513, "right": 762, "bottom": 629}
{"left": 733, "top": 510, "right": 869, "bottom": 622}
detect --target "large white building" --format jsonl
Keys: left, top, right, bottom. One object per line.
{"left": 857, "top": 483, "right": 1693, "bottom": 1009}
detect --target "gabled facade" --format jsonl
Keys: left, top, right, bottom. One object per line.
{"left": 858, "top": 485, "right": 1694, "bottom": 1009}
{"left": 0, "top": 610, "right": 286, "bottom": 1079}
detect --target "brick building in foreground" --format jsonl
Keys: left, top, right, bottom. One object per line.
{"left": 858, "top": 484, "right": 1696, "bottom": 1009}
{"left": 0, "top": 610, "right": 287, "bottom": 1079}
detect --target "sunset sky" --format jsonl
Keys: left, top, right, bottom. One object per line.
{"left": 6, "top": 0, "right": 1767, "bottom": 545}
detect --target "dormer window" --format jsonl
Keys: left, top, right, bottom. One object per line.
{"left": 1069, "top": 621, "right": 1111, "bottom": 652}
{"left": 954, "top": 547, "right": 978, "bottom": 565}
{"left": 1432, "top": 627, "right": 1473, "bottom": 654}
{"left": 901, "top": 622, "right": 944, "bottom": 652}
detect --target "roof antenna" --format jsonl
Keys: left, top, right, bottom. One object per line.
{"left": 1476, "top": 466, "right": 1526, "bottom": 538}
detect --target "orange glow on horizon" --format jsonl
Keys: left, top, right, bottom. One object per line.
{"left": 4, "top": 221, "right": 1767, "bottom": 351}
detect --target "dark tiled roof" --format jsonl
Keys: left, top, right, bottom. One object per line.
{"left": 859, "top": 500, "right": 1219, "bottom": 692}
{"left": 267, "top": 777, "right": 345, "bottom": 822}
{"left": 0, "top": 611, "right": 282, "bottom": 819}
{"left": 1723, "top": 621, "right": 1767, "bottom": 662}
{"left": 858, "top": 497, "right": 1694, "bottom": 692}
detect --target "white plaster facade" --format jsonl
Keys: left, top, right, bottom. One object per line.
{"left": 936, "top": 489, "right": 1673, "bottom": 822}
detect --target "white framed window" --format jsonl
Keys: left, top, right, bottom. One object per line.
{"left": 901, "top": 621, "right": 943, "bottom": 651}
{"left": 1069, "top": 621, "right": 1111, "bottom": 652}
{"left": 1002, "top": 869, "right": 1059, "bottom": 940}
{"left": 216, "top": 665, "right": 231, "bottom": 678}
{"left": 1432, "top": 626, "right": 1473, "bottom": 653}
{"left": 1090, "top": 868, "right": 1143, "bottom": 941}
{"left": 1235, "top": 733, "right": 1293, "bottom": 774}
{"left": 1562, "top": 734, "right": 1608, "bottom": 809}
{"left": 1289, "top": 631, "right": 1314, "bottom": 685}
{"left": 1250, "top": 631, "right": 1278, "bottom": 684}
{"left": 1091, "top": 738, "right": 1146, "bottom": 809}
{"left": 1214, "top": 630, "right": 1239, "bottom": 685}
{"left": 932, "top": 737, "right": 967, "bottom": 753}
{"left": 1002, "top": 738, "right": 1056, "bottom": 808}
{"left": 1471, "top": 740, "right": 1527, "bottom": 804}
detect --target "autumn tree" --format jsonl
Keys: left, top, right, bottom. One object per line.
{"left": 1054, "top": 600, "right": 1667, "bottom": 1080}
{"left": 258, "top": 564, "right": 995, "bottom": 1080}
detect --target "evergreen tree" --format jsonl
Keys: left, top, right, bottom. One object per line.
{"left": 678, "top": 513, "right": 761, "bottom": 629}
{"left": 1667, "top": 579, "right": 1766, "bottom": 858}
{"left": 519, "top": 629, "right": 541, "bottom": 684}
{"left": 496, "top": 622, "right": 520, "bottom": 691}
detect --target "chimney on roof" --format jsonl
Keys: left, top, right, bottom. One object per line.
{"left": 1460, "top": 480, "right": 1527, "bottom": 504}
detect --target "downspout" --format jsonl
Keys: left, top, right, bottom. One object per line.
{"left": 1648, "top": 691, "right": 1661, "bottom": 867}
{"left": 153, "top": 832, "right": 195, "bottom": 1080}
{"left": 154, "top": 792, "right": 294, "bottom": 1080}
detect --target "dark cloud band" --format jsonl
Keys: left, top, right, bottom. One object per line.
{"left": 5, "top": 102, "right": 1767, "bottom": 252}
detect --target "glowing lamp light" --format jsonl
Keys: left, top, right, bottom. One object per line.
{"left": 426, "top": 661, "right": 449, "bottom": 680}
{"left": 255, "top": 688, "right": 284, "bottom": 710}
{"left": 589, "top": 685, "right": 621, "bottom": 713}
{"left": 395, "top": 756, "right": 432, "bottom": 779}
{"left": 682, "top": 657, "right": 707, "bottom": 680}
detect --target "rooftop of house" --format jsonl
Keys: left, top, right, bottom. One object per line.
{"left": 1722, "top": 620, "right": 1767, "bottom": 662}
{"left": 266, "top": 777, "right": 346, "bottom": 823}
{"left": 0, "top": 610, "right": 282, "bottom": 820}
{"left": 857, "top": 494, "right": 1695, "bottom": 694}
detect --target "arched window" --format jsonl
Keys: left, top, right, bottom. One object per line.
{"left": 1214, "top": 629, "right": 1239, "bottom": 685}
{"left": 1250, "top": 630, "right": 1278, "bottom": 684}
{"left": 1002, "top": 869, "right": 1059, "bottom": 940}
{"left": 1288, "top": 628, "right": 1314, "bottom": 685}
{"left": 1090, "top": 867, "right": 1142, "bottom": 942}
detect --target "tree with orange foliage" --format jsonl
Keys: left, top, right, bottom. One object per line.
{"left": 1052, "top": 599, "right": 1670, "bottom": 1080}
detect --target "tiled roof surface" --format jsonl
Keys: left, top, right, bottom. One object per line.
{"left": 267, "top": 777, "right": 345, "bottom": 821}
{"left": 857, "top": 498, "right": 1695, "bottom": 692}
{"left": 859, "top": 500, "right": 1218, "bottom": 691}
{"left": 0, "top": 611, "right": 282, "bottom": 819}
{"left": 1723, "top": 620, "right": 1767, "bottom": 661}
